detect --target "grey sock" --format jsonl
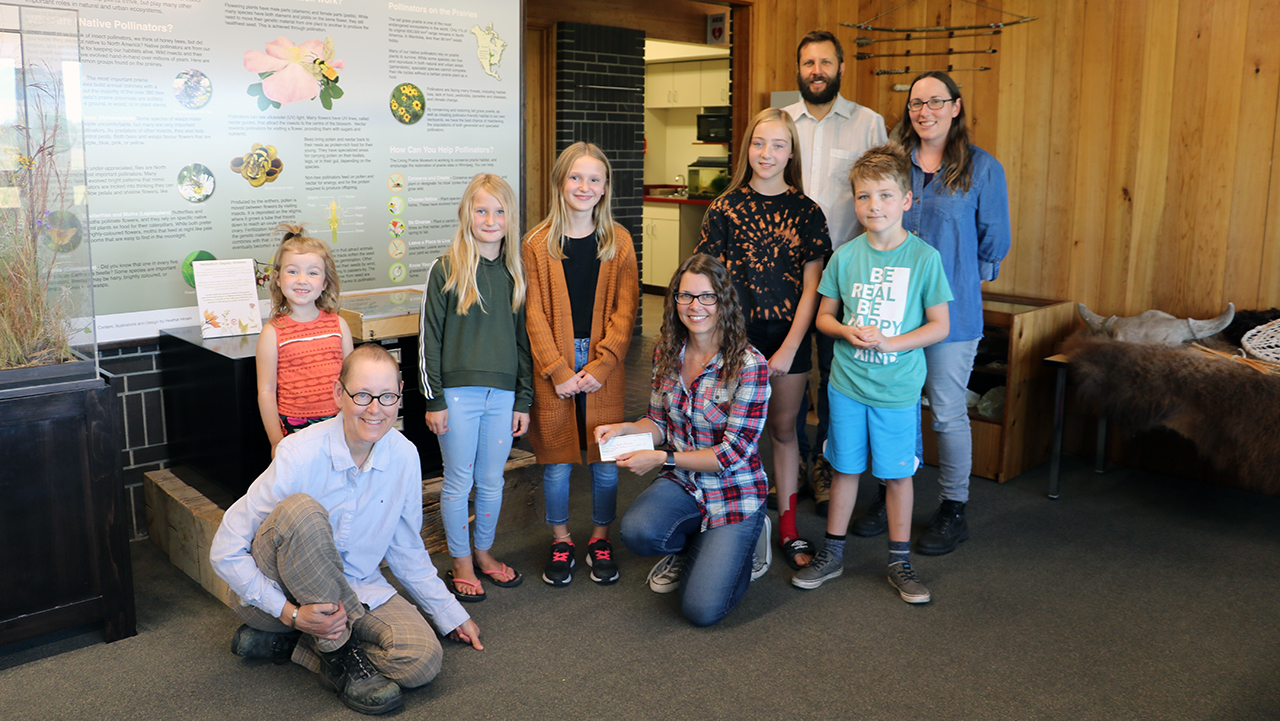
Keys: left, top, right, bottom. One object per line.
{"left": 824, "top": 533, "right": 846, "bottom": 561}
{"left": 889, "top": 540, "right": 910, "bottom": 566}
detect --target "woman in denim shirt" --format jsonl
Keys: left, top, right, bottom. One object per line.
{"left": 865, "top": 71, "right": 1011, "bottom": 556}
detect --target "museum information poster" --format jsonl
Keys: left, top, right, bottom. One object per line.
{"left": 31, "top": 0, "right": 520, "bottom": 341}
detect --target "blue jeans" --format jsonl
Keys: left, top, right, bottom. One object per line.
{"left": 923, "top": 339, "right": 980, "bottom": 503}
{"left": 437, "top": 386, "right": 516, "bottom": 558}
{"left": 620, "top": 478, "right": 763, "bottom": 627}
{"left": 542, "top": 338, "right": 619, "bottom": 527}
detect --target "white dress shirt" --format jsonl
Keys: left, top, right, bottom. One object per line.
{"left": 784, "top": 94, "right": 888, "bottom": 250}
{"left": 210, "top": 417, "right": 470, "bottom": 636}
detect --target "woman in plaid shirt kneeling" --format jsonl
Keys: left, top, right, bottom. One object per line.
{"left": 598, "top": 254, "right": 774, "bottom": 626}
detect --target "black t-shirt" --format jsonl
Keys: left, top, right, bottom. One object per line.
{"left": 561, "top": 232, "right": 600, "bottom": 339}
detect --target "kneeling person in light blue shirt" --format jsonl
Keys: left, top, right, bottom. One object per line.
{"left": 792, "top": 144, "right": 953, "bottom": 604}
{"left": 211, "top": 343, "right": 482, "bottom": 715}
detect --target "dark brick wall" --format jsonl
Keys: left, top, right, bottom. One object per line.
{"left": 555, "top": 22, "right": 646, "bottom": 330}
{"left": 99, "top": 342, "right": 168, "bottom": 540}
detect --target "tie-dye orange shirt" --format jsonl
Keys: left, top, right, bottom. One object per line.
{"left": 696, "top": 186, "right": 830, "bottom": 323}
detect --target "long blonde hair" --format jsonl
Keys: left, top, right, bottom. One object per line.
{"left": 268, "top": 223, "right": 340, "bottom": 320}
{"left": 444, "top": 173, "right": 525, "bottom": 315}
{"left": 532, "top": 142, "right": 619, "bottom": 261}
{"left": 722, "top": 108, "right": 805, "bottom": 198}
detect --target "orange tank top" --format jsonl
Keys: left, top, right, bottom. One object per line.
{"left": 275, "top": 311, "right": 343, "bottom": 418}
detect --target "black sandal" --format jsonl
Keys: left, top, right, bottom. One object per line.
{"left": 781, "top": 538, "right": 816, "bottom": 570}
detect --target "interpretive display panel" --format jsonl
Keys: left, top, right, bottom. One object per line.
{"left": 34, "top": 0, "right": 520, "bottom": 341}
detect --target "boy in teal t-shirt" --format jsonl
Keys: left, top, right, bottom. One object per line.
{"left": 792, "top": 144, "right": 953, "bottom": 603}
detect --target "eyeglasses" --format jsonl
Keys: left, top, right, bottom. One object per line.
{"left": 907, "top": 98, "right": 955, "bottom": 112}
{"left": 674, "top": 292, "right": 719, "bottom": 306}
{"left": 339, "top": 382, "right": 402, "bottom": 407}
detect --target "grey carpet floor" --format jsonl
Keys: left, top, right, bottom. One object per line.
{"left": 4, "top": 455, "right": 1280, "bottom": 720}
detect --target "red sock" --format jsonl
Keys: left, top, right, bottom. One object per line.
{"left": 779, "top": 493, "right": 799, "bottom": 544}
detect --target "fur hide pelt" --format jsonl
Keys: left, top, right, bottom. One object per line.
{"left": 1063, "top": 330, "right": 1280, "bottom": 495}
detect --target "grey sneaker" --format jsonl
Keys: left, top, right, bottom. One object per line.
{"left": 791, "top": 547, "right": 843, "bottom": 589}
{"left": 751, "top": 514, "right": 772, "bottom": 581}
{"left": 646, "top": 554, "right": 685, "bottom": 594}
{"left": 887, "top": 561, "right": 932, "bottom": 604}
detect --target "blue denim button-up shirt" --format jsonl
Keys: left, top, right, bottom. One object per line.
{"left": 902, "top": 145, "right": 1011, "bottom": 343}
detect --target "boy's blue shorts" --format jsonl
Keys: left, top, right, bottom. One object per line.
{"left": 825, "top": 386, "right": 921, "bottom": 480}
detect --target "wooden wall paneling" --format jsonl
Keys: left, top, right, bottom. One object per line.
{"left": 1008, "top": 2, "right": 1055, "bottom": 301}
{"left": 1222, "top": 0, "right": 1280, "bottom": 311}
{"left": 523, "top": 20, "right": 555, "bottom": 230}
{"left": 1094, "top": 0, "right": 1146, "bottom": 316}
{"left": 1183, "top": 0, "right": 1249, "bottom": 317}
{"left": 526, "top": 0, "right": 725, "bottom": 45}
{"left": 1126, "top": 0, "right": 1179, "bottom": 315}
{"left": 1067, "top": 0, "right": 1117, "bottom": 310}
{"left": 992, "top": 0, "right": 1028, "bottom": 297}
{"left": 1040, "top": 0, "right": 1083, "bottom": 304}
{"left": 1264, "top": 67, "right": 1280, "bottom": 308}
{"left": 1156, "top": 0, "right": 1213, "bottom": 316}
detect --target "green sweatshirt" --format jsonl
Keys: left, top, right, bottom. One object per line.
{"left": 417, "top": 254, "right": 533, "bottom": 413}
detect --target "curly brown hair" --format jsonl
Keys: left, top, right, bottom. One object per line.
{"left": 653, "top": 254, "right": 750, "bottom": 390}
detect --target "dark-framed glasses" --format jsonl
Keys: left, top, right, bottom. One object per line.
{"left": 674, "top": 291, "right": 719, "bottom": 306}
{"left": 339, "top": 382, "right": 402, "bottom": 407}
{"left": 907, "top": 98, "right": 955, "bottom": 112}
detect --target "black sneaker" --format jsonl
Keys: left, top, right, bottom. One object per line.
{"left": 851, "top": 484, "right": 888, "bottom": 537}
{"left": 585, "top": 538, "right": 620, "bottom": 584}
{"left": 230, "top": 624, "right": 300, "bottom": 664}
{"left": 916, "top": 500, "right": 969, "bottom": 556}
{"left": 542, "top": 540, "right": 575, "bottom": 586}
{"left": 318, "top": 640, "right": 403, "bottom": 715}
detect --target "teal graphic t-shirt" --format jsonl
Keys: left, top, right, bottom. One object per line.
{"left": 817, "top": 232, "right": 953, "bottom": 408}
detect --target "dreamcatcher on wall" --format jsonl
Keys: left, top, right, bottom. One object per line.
{"left": 841, "top": 0, "right": 1037, "bottom": 89}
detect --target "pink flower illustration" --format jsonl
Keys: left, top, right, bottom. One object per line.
{"left": 244, "top": 36, "right": 345, "bottom": 105}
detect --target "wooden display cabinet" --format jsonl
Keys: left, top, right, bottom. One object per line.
{"left": 921, "top": 293, "right": 1075, "bottom": 482}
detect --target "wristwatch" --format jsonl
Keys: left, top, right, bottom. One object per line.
{"left": 663, "top": 450, "right": 676, "bottom": 469}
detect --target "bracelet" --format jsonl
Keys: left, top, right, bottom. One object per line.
{"left": 290, "top": 605, "right": 299, "bottom": 628}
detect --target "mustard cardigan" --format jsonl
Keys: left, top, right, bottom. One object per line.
{"left": 522, "top": 222, "right": 639, "bottom": 464}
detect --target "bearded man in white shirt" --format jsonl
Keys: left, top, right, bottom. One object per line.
{"left": 211, "top": 343, "right": 482, "bottom": 715}
{"left": 782, "top": 30, "right": 888, "bottom": 516}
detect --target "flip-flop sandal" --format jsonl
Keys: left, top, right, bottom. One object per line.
{"left": 446, "top": 571, "right": 486, "bottom": 602}
{"left": 474, "top": 562, "right": 523, "bottom": 588}
{"left": 781, "top": 538, "right": 816, "bottom": 571}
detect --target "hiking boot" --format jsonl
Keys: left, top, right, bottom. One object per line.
{"left": 916, "top": 500, "right": 969, "bottom": 556}
{"left": 887, "top": 561, "right": 932, "bottom": 603}
{"left": 851, "top": 484, "right": 888, "bottom": 537}
{"left": 791, "top": 547, "right": 843, "bottom": 590}
{"left": 811, "top": 456, "right": 833, "bottom": 517}
{"left": 585, "top": 538, "right": 619, "bottom": 585}
{"left": 230, "top": 624, "right": 300, "bottom": 664}
{"left": 646, "top": 554, "right": 685, "bottom": 594}
{"left": 751, "top": 514, "right": 772, "bottom": 581}
{"left": 318, "top": 640, "right": 403, "bottom": 715}
{"left": 542, "top": 540, "right": 575, "bottom": 586}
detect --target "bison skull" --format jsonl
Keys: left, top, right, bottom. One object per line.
{"left": 1077, "top": 303, "right": 1235, "bottom": 345}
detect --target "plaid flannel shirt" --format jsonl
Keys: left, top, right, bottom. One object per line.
{"left": 645, "top": 343, "right": 771, "bottom": 530}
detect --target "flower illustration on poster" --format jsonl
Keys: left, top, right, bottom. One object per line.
{"left": 244, "top": 36, "right": 345, "bottom": 110}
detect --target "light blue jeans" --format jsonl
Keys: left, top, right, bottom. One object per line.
{"left": 437, "top": 386, "right": 515, "bottom": 558}
{"left": 620, "top": 478, "right": 764, "bottom": 627}
{"left": 542, "top": 337, "right": 619, "bottom": 527}
{"left": 923, "top": 338, "right": 980, "bottom": 503}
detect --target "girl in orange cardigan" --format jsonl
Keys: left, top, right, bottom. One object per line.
{"left": 523, "top": 142, "right": 639, "bottom": 587}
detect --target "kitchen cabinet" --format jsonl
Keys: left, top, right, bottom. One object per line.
{"left": 699, "top": 59, "right": 730, "bottom": 107}
{"left": 646, "top": 59, "right": 728, "bottom": 109}
{"left": 642, "top": 203, "right": 681, "bottom": 286}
